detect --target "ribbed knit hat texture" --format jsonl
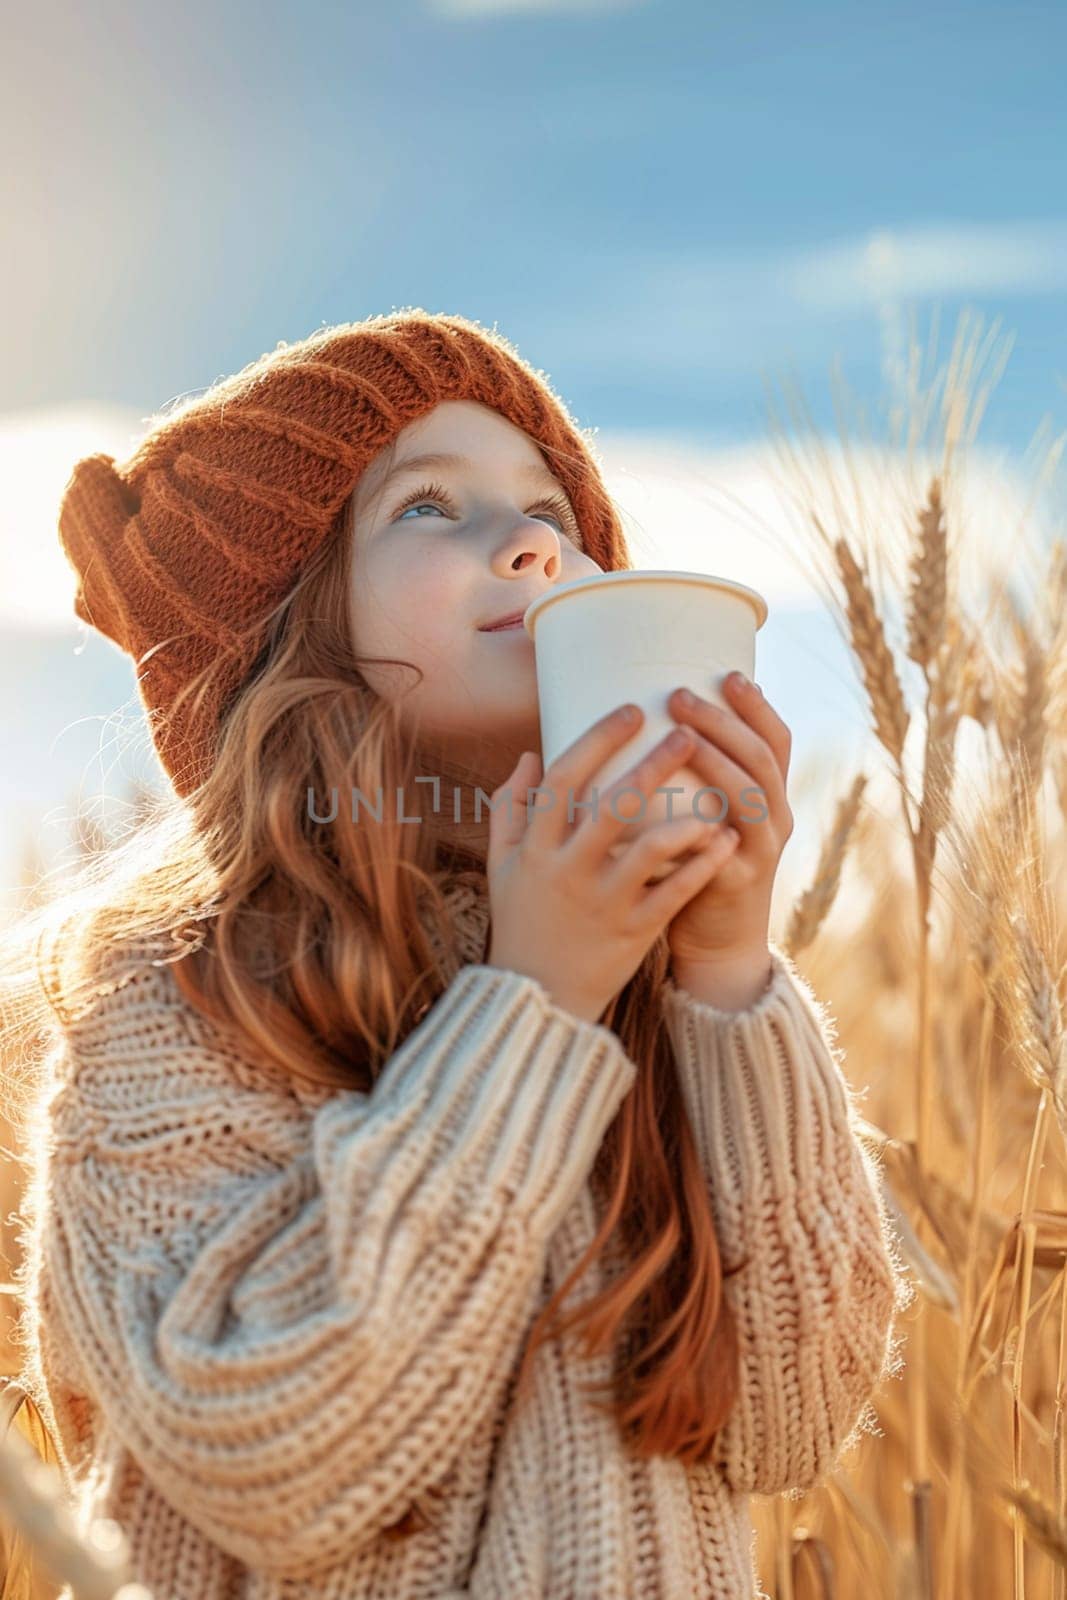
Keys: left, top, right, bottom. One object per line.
{"left": 58, "top": 308, "right": 630, "bottom": 797}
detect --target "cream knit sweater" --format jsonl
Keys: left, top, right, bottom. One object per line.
{"left": 20, "top": 880, "right": 910, "bottom": 1599}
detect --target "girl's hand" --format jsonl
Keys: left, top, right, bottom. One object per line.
{"left": 663, "top": 672, "right": 793, "bottom": 974}
{"left": 485, "top": 706, "right": 740, "bottom": 1026}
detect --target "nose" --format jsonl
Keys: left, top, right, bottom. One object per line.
{"left": 493, "top": 514, "right": 564, "bottom": 579}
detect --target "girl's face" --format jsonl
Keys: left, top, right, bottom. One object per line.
{"left": 348, "top": 400, "right": 604, "bottom": 791}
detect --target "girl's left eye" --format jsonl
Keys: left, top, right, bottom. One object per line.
{"left": 390, "top": 480, "right": 581, "bottom": 540}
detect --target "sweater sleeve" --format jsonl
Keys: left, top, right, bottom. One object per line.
{"left": 660, "top": 943, "right": 913, "bottom": 1499}
{"left": 30, "top": 960, "right": 638, "bottom": 1581}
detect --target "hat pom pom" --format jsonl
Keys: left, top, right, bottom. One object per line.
{"left": 58, "top": 453, "right": 141, "bottom": 644}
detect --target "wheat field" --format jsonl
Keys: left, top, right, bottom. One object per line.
{"left": 2, "top": 316, "right": 1066, "bottom": 1599}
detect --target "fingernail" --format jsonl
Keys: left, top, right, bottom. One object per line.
{"left": 675, "top": 688, "right": 695, "bottom": 707}
{"left": 729, "top": 671, "right": 749, "bottom": 690}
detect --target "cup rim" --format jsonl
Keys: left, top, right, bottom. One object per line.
{"left": 522, "top": 568, "right": 769, "bottom": 636}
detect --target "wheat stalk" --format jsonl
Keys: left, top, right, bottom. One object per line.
{"left": 833, "top": 537, "right": 911, "bottom": 768}
{"left": 913, "top": 608, "right": 971, "bottom": 924}
{"left": 784, "top": 772, "right": 867, "bottom": 958}
{"left": 959, "top": 619, "right": 996, "bottom": 729}
{"left": 992, "top": 590, "right": 1051, "bottom": 808}
{"left": 1003, "top": 911, "right": 1067, "bottom": 1152}
{"left": 1043, "top": 536, "right": 1067, "bottom": 731}
{"left": 998, "top": 1482, "right": 1067, "bottom": 1568}
{"left": 906, "top": 476, "right": 948, "bottom": 674}
{"left": 958, "top": 1374, "right": 1067, "bottom": 1570}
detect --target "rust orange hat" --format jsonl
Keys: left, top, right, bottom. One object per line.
{"left": 58, "top": 308, "right": 630, "bottom": 798}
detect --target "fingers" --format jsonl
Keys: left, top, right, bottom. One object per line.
{"left": 608, "top": 812, "right": 737, "bottom": 898}
{"left": 528, "top": 703, "right": 646, "bottom": 850}
{"left": 668, "top": 681, "right": 792, "bottom": 836}
{"left": 673, "top": 676, "right": 792, "bottom": 784}
{"left": 487, "top": 750, "right": 541, "bottom": 863}
{"left": 631, "top": 823, "right": 741, "bottom": 930}
{"left": 729, "top": 675, "right": 792, "bottom": 784}
{"left": 567, "top": 725, "right": 702, "bottom": 862}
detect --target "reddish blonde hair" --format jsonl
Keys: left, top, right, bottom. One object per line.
{"left": 4, "top": 442, "right": 743, "bottom": 1546}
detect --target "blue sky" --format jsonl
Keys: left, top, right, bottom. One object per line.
{"left": 2, "top": 0, "right": 1065, "bottom": 911}
{"left": 6, "top": 0, "right": 1066, "bottom": 443}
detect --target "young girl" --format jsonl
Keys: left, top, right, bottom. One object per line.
{"left": 6, "top": 309, "right": 910, "bottom": 1599}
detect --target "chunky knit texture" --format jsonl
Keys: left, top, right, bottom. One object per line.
{"left": 56, "top": 310, "right": 630, "bottom": 798}
{"left": 20, "top": 882, "right": 911, "bottom": 1599}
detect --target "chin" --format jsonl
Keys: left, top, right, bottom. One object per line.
{"left": 480, "top": 702, "right": 540, "bottom": 749}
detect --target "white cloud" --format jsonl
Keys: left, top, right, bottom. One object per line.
{"left": 592, "top": 428, "right": 1050, "bottom": 613}
{"left": 2, "top": 405, "right": 1050, "bottom": 630}
{"left": 521, "top": 219, "right": 1067, "bottom": 376}
{"left": 787, "top": 221, "right": 1067, "bottom": 311}
{"left": 0, "top": 402, "right": 149, "bottom": 629}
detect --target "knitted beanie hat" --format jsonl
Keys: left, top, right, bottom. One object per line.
{"left": 58, "top": 308, "right": 630, "bottom": 798}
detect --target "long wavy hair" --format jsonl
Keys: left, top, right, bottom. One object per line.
{"left": 1, "top": 432, "right": 744, "bottom": 1543}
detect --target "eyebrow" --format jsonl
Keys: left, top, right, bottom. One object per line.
{"left": 376, "top": 451, "right": 566, "bottom": 499}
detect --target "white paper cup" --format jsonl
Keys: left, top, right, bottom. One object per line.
{"left": 523, "top": 570, "right": 768, "bottom": 880}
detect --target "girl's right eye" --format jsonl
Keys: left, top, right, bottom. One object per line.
{"left": 391, "top": 481, "right": 458, "bottom": 523}
{"left": 389, "top": 479, "right": 582, "bottom": 544}
{"left": 396, "top": 501, "right": 446, "bottom": 521}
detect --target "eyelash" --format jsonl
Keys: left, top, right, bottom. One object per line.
{"left": 390, "top": 480, "right": 582, "bottom": 541}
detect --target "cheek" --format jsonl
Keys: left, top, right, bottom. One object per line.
{"left": 352, "top": 543, "right": 469, "bottom": 649}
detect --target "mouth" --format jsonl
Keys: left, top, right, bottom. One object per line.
{"left": 478, "top": 610, "right": 528, "bottom": 632}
